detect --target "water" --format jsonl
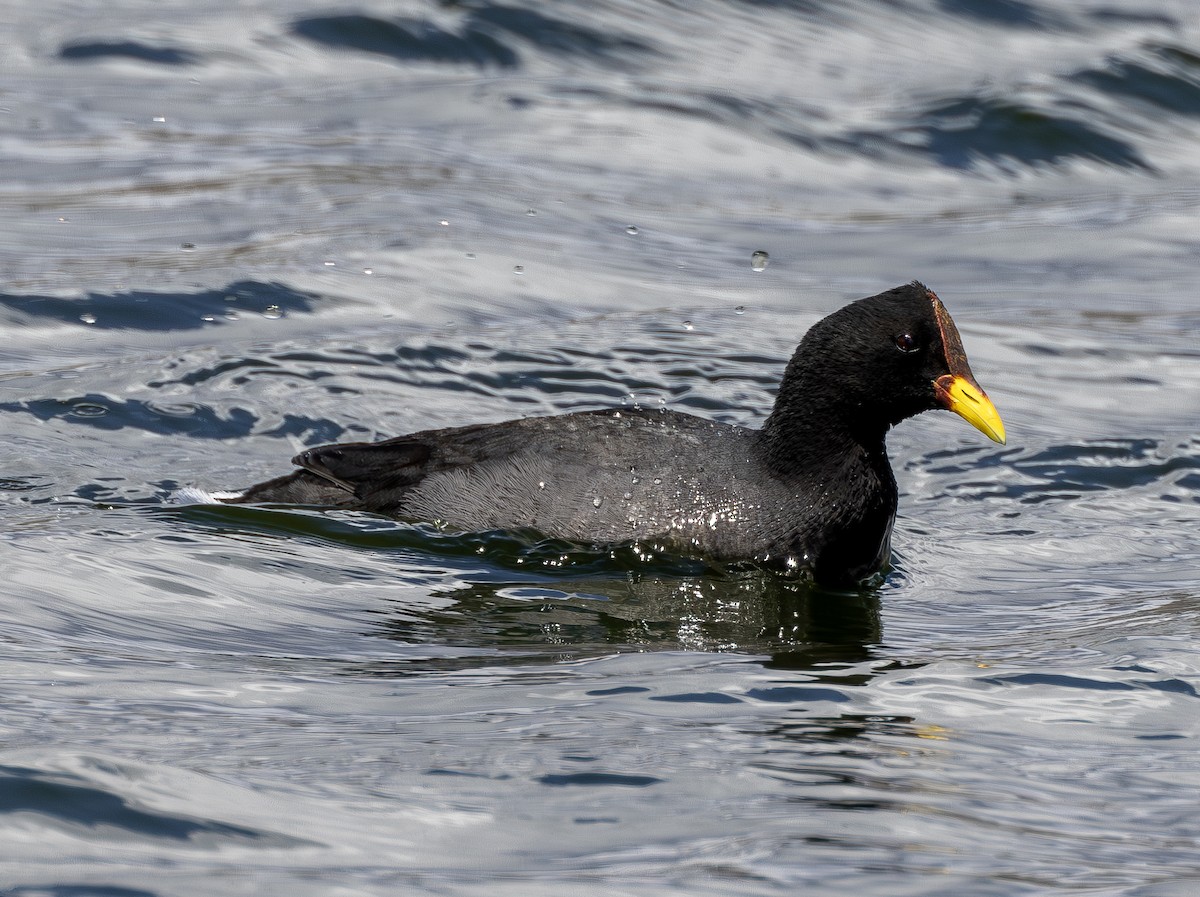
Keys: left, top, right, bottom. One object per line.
{"left": 3, "top": 0, "right": 1200, "bottom": 894}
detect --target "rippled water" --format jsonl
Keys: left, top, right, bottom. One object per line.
{"left": 3, "top": 1, "right": 1200, "bottom": 894}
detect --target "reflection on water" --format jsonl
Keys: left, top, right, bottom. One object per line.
{"left": 0, "top": 763, "right": 284, "bottom": 844}
{"left": 159, "top": 501, "right": 883, "bottom": 669}
{"left": 369, "top": 569, "right": 883, "bottom": 670}
{"left": 0, "top": 281, "right": 322, "bottom": 332}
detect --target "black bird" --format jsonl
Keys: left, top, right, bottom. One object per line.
{"left": 225, "top": 282, "right": 1005, "bottom": 586}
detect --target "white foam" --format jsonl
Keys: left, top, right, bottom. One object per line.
{"left": 171, "top": 487, "right": 243, "bottom": 505}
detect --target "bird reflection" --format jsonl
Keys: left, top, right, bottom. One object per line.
{"left": 366, "top": 568, "right": 882, "bottom": 672}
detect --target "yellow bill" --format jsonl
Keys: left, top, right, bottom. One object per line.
{"left": 935, "top": 373, "right": 1006, "bottom": 444}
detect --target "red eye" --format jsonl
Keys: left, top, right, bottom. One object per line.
{"left": 894, "top": 332, "right": 919, "bottom": 353}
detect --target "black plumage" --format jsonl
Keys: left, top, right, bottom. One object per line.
{"left": 226, "top": 282, "right": 1005, "bottom": 585}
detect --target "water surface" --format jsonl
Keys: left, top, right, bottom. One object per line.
{"left": 3, "top": 1, "right": 1200, "bottom": 894}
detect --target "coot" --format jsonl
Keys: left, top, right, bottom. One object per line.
{"left": 226, "top": 282, "right": 1004, "bottom": 585}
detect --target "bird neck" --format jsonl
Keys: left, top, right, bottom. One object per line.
{"left": 757, "top": 393, "right": 898, "bottom": 586}
{"left": 759, "top": 377, "right": 892, "bottom": 480}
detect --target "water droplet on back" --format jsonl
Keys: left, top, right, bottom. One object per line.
{"left": 625, "top": 225, "right": 639, "bottom": 235}
{"left": 751, "top": 250, "right": 769, "bottom": 271}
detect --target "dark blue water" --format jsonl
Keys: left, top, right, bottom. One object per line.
{"left": 3, "top": 1, "right": 1200, "bottom": 894}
